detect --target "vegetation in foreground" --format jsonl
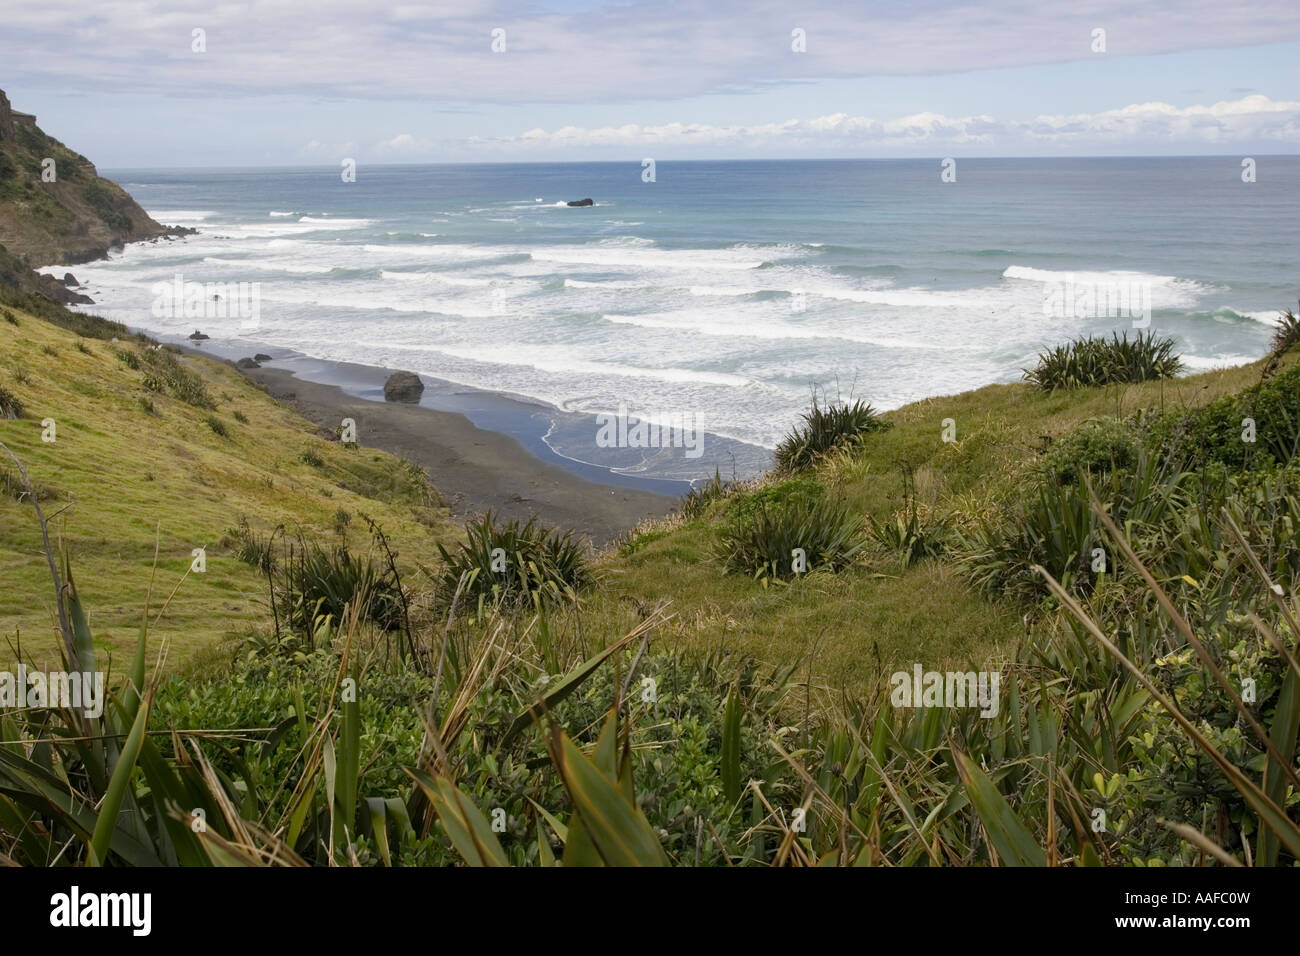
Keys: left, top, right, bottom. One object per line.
{"left": 2, "top": 306, "right": 1299, "bottom": 866}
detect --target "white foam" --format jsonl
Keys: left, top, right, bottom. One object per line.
{"left": 531, "top": 246, "right": 764, "bottom": 270}
{"left": 433, "top": 344, "right": 752, "bottom": 387}
{"left": 148, "top": 209, "right": 215, "bottom": 222}
{"left": 1214, "top": 306, "right": 1285, "bottom": 326}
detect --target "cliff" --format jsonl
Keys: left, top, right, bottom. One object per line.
{"left": 0, "top": 88, "right": 185, "bottom": 287}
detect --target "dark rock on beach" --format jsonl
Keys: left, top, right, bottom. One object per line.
{"left": 187, "top": 329, "right": 210, "bottom": 341}
{"left": 254, "top": 353, "right": 272, "bottom": 362}
{"left": 34, "top": 272, "right": 92, "bottom": 304}
{"left": 566, "top": 198, "right": 594, "bottom": 207}
{"left": 235, "top": 357, "right": 261, "bottom": 369}
{"left": 383, "top": 370, "right": 425, "bottom": 403}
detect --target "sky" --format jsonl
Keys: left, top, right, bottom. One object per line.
{"left": 2, "top": 0, "right": 1298, "bottom": 167}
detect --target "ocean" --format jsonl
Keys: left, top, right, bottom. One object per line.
{"left": 49, "top": 157, "right": 1299, "bottom": 485}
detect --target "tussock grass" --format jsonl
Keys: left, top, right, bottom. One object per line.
{"left": 436, "top": 512, "right": 590, "bottom": 613}
{"left": 775, "top": 399, "right": 889, "bottom": 472}
{"left": 1025, "top": 331, "right": 1183, "bottom": 390}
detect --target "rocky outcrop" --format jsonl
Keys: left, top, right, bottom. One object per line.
{"left": 383, "top": 371, "right": 425, "bottom": 403}
{"left": 566, "top": 198, "right": 594, "bottom": 207}
{"left": 0, "top": 88, "right": 187, "bottom": 269}
{"left": 35, "top": 271, "right": 92, "bottom": 305}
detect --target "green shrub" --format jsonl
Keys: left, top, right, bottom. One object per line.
{"left": 1, "top": 308, "right": 16, "bottom": 325}
{"left": 137, "top": 396, "right": 155, "bottom": 416}
{"left": 960, "top": 450, "right": 1187, "bottom": 601}
{"left": 282, "top": 542, "right": 404, "bottom": 632}
{"left": 205, "top": 414, "right": 228, "bottom": 438}
{"left": 1024, "top": 332, "right": 1183, "bottom": 390}
{"left": 679, "top": 468, "right": 734, "bottom": 520}
{"left": 436, "top": 513, "right": 590, "bottom": 611}
{"left": 870, "top": 509, "right": 948, "bottom": 567}
{"left": 229, "top": 518, "right": 276, "bottom": 574}
{"left": 1037, "top": 417, "right": 1142, "bottom": 485}
{"left": 74, "top": 340, "right": 91, "bottom": 354}
{"left": 1268, "top": 304, "right": 1300, "bottom": 360}
{"left": 617, "top": 526, "right": 671, "bottom": 556}
{"left": 138, "top": 347, "right": 214, "bottom": 409}
{"left": 715, "top": 492, "right": 864, "bottom": 581}
{"left": 725, "top": 474, "right": 824, "bottom": 525}
{"left": 301, "top": 447, "right": 325, "bottom": 467}
{"left": 0, "top": 384, "right": 22, "bottom": 419}
{"left": 233, "top": 410, "right": 249, "bottom": 424}
{"left": 775, "top": 399, "right": 890, "bottom": 472}
{"left": 115, "top": 348, "right": 140, "bottom": 370}
{"left": 0, "top": 382, "right": 22, "bottom": 421}
{"left": 1154, "top": 362, "right": 1300, "bottom": 471}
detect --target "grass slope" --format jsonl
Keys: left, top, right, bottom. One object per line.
{"left": 583, "top": 354, "right": 1294, "bottom": 692}
{"left": 0, "top": 305, "right": 455, "bottom": 667}
{"left": 4, "top": 296, "right": 1292, "bottom": 695}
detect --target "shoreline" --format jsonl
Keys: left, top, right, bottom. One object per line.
{"left": 211, "top": 351, "right": 682, "bottom": 548}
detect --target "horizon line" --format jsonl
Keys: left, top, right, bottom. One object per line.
{"left": 101, "top": 153, "right": 1300, "bottom": 173}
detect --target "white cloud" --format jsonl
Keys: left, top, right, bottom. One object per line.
{"left": 471, "top": 96, "right": 1300, "bottom": 154}
{"left": 2, "top": 0, "right": 1297, "bottom": 103}
{"left": 372, "top": 133, "right": 431, "bottom": 155}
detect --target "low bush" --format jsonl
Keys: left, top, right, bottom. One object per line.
{"left": 436, "top": 512, "right": 591, "bottom": 611}
{"left": 204, "top": 414, "right": 228, "bottom": 438}
{"left": 0, "top": 384, "right": 22, "bottom": 419}
{"left": 1268, "top": 304, "right": 1300, "bottom": 360}
{"left": 775, "top": 399, "right": 890, "bottom": 472}
{"left": 1036, "top": 416, "right": 1142, "bottom": 485}
{"left": 281, "top": 541, "right": 405, "bottom": 632}
{"left": 1155, "top": 362, "right": 1300, "bottom": 471}
{"left": 679, "top": 468, "right": 734, "bottom": 520}
{"left": 1024, "top": 332, "right": 1183, "bottom": 390}
{"left": 715, "top": 491, "right": 864, "bottom": 581}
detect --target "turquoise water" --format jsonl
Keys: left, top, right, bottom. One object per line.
{"left": 54, "top": 157, "right": 1299, "bottom": 482}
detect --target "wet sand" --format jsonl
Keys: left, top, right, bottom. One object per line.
{"left": 240, "top": 364, "right": 679, "bottom": 547}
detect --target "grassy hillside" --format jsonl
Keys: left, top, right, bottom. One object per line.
{"left": 0, "top": 303, "right": 455, "bottom": 667}
{"left": 3, "top": 304, "right": 1298, "bottom": 868}
{"left": 569, "top": 350, "right": 1294, "bottom": 692}
{"left": 4, "top": 297, "right": 1292, "bottom": 691}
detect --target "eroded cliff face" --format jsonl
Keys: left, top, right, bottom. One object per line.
{"left": 0, "top": 88, "right": 178, "bottom": 269}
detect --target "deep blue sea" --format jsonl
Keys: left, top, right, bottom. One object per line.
{"left": 51, "top": 157, "right": 1300, "bottom": 482}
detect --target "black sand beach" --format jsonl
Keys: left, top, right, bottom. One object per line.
{"left": 237, "top": 362, "right": 680, "bottom": 547}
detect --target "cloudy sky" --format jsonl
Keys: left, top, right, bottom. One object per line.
{"left": 3, "top": 0, "right": 1298, "bottom": 167}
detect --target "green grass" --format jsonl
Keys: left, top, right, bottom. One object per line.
{"left": 0, "top": 306, "right": 456, "bottom": 666}
{"left": 5, "top": 297, "right": 1296, "bottom": 700}
{"left": 569, "top": 349, "right": 1298, "bottom": 694}
{"left": 3, "top": 302, "right": 1298, "bottom": 867}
